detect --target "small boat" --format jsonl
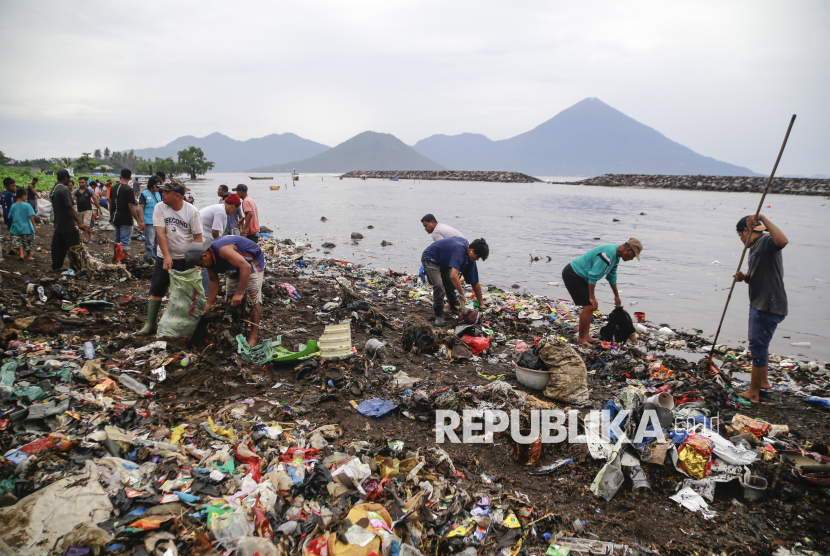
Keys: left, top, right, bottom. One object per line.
{"left": 389, "top": 176, "right": 399, "bottom": 181}
{"left": 269, "top": 185, "right": 281, "bottom": 190}
{"left": 249, "top": 176, "right": 273, "bottom": 180}
{"left": 292, "top": 169, "right": 299, "bottom": 181}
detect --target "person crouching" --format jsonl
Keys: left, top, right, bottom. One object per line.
{"left": 420, "top": 236, "right": 489, "bottom": 326}
{"left": 185, "top": 235, "right": 265, "bottom": 346}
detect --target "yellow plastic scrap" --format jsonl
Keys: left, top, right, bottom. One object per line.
{"left": 207, "top": 416, "right": 234, "bottom": 439}
{"left": 169, "top": 424, "right": 186, "bottom": 445}
{"left": 446, "top": 519, "right": 476, "bottom": 538}
{"left": 375, "top": 456, "right": 400, "bottom": 479}
{"left": 502, "top": 513, "right": 522, "bottom": 528}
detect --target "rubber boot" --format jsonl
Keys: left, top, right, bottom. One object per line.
{"left": 138, "top": 299, "right": 162, "bottom": 335}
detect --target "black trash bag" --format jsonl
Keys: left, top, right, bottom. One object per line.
{"left": 515, "top": 348, "right": 549, "bottom": 371}
{"left": 599, "top": 306, "right": 636, "bottom": 344}
{"left": 347, "top": 300, "right": 371, "bottom": 311}
{"left": 190, "top": 476, "right": 222, "bottom": 497}
{"left": 49, "top": 282, "right": 67, "bottom": 300}
{"left": 291, "top": 463, "right": 332, "bottom": 499}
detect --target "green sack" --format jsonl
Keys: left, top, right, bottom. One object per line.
{"left": 157, "top": 268, "right": 206, "bottom": 339}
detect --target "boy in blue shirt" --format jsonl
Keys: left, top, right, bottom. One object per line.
{"left": 562, "top": 238, "right": 642, "bottom": 345}
{"left": 2, "top": 177, "right": 19, "bottom": 256}
{"left": 8, "top": 188, "right": 37, "bottom": 260}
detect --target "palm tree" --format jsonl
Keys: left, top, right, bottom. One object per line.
{"left": 103, "top": 147, "right": 111, "bottom": 159}
{"left": 94, "top": 149, "right": 102, "bottom": 160}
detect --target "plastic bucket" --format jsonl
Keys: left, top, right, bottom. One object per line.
{"left": 513, "top": 429, "right": 542, "bottom": 466}
{"left": 634, "top": 312, "right": 645, "bottom": 323}
{"left": 743, "top": 475, "right": 767, "bottom": 501}
{"left": 319, "top": 323, "right": 353, "bottom": 360}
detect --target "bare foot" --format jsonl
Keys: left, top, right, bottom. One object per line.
{"left": 736, "top": 390, "right": 758, "bottom": 403}
{"left": 26, "top": 256, "right": 34, "bottom": 260}
{"left": 578, "top": 338, "right": 598, "bottom": 346}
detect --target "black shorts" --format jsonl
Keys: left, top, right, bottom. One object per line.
{"left": 562, "top": 264, "right": 591, "bottom": 307}
{"left": 246, "top": 234, "right": 259, "bottom": 243}
{"left": 149, "top": 257, "right": 194, "bottom": 297}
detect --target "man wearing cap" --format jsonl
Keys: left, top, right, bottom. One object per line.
{"left": 733, "top": 214, "right": 788, "bottom": 402}
{"left": 233, "top": 184, "right": 259, "bottom": 242}
{"left": 197, "top": 194, "right": 242, "bottom": 292}
{"left": 562, "top": 239, "right": 642, "bottom": 346}
{"left": 49, "top": 169, "right": 89, "bottom": 271}
{"left": 187, "top": 235, "right": 265, "bottom": 346}
{"left": 138, "top": 181, "right": 203, "bottom": 335}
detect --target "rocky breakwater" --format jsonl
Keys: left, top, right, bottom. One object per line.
{"left": 567, "top": 174, "right": 829, "bottom": 196}
{"left": 341, "top": 170, "right": 541, "bottom": 183}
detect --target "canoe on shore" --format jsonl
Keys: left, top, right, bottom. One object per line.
{"left": 269, "top": 185, "right": 281, "bottom": 190}
{"left": 249, "top": 177, "right": 273, "bottom": 180}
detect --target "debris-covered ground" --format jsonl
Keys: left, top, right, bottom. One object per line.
{"left": 1, "top": 224, "right": 829, "bottom": 556}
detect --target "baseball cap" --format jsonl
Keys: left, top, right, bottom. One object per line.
{"left": 736, "top": 215, "right": 766, "bottom": 233}
{"left": 184, "top": 238, "right": 213, "bottom": 266}
{"left": 56, "top": 169, "right": 71, "bottom": 181}
{"left": 232, "top": 184, "right": 248, "bottom": 193}
{"left": 626, "top": 238, "right": 643, "bottom": 260}
{"left": 224, "top": 193, "right": 242, "bottom": 206}
{"left": 161, "top": 182, "right": 186, "bottom": 195}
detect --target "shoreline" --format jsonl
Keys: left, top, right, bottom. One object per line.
{"left": 340, "top": 170, "right": 541, "bottom": 183}
{"left": 562, "top": 173, "right": 830, "bottom": 196}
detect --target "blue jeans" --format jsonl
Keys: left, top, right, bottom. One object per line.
{"left": 114, "top": 225, "right": 132, "bottom": 250}
{"left": 748, "top": 307, "right": 785, "bottom": 367}
{"left": 143, "top": 225, "right": 158, "bottom": 262}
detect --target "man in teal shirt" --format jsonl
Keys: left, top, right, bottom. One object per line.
{"left": 562, "top": 238, "right": 642, "bottom": 345}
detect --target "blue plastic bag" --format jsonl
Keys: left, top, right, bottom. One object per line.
{"left": 357, "top": 398, "right": 397, "bottom": 418}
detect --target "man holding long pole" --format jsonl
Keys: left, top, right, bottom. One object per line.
{"left": 733, "top": 214, "right": 788, "bottom": 402}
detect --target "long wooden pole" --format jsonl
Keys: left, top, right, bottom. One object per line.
{"left": 708, "top": 115, "right": 796, "bottom": 369}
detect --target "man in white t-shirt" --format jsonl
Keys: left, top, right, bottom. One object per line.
{"left": 197, "top": 194, "right": 242, "bottom": 292}
{"left": 138, "top": 182, "right": 204, "bottom": 335}
{"left": 421, "top": 214, "right": 465, "bottom": 242}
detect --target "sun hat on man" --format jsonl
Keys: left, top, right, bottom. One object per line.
{"left": 626, "top": 238, "right": 643, "bottom": 260}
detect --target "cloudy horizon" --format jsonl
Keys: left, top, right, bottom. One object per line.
{"left": 1, "top": 0, "right": 828, "bottom": 175}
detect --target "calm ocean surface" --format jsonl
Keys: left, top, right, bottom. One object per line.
{"left": 189, "top": 172, "right": 830, "bottom": 362}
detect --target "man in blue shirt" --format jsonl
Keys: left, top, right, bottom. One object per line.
{"left": 421, "top": 236, "right": 489, "bottom": 326}
{"left": 562, "top": 239, "right": 642, "bottom": 345}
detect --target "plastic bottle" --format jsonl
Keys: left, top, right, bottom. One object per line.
{"left": 118, "top": 374, "right": 150, "bottom": 396}
{"left": 83, "top": 342, "right": 95, "bottom": 360}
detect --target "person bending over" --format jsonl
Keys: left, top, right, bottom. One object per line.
{"left": 420, "top": 236, "right": 489, "bottom": 326}
{"left": 187, "top": 235, "right": 265, "bottom": 346}
{"left": 562, "top": 239, "right": 642, "bottom": 346}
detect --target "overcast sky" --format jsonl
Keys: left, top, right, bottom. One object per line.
{"left": 1, "top": 0, "right": 828, "bottom": 175}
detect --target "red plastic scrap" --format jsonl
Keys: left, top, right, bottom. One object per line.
{"left": 280, "top": 447, "right": 320, "bottom": 463}
{"left": 19, "top": 436, "right": 54, "bottom": 456}
{"left": 461, "top": 335, "right": 490, "bottom": 355}
{"left": 253, "top": 495, "right": 274, "bottom": 540}
{"left": 234, "top": 442, "right": 263, "bottom": 483}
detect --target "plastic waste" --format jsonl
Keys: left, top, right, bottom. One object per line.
{"left": 83, "top": 342, "right": 95, "bottom": 360}
{"left": 357, "top": 398, "right": 397, "bottom": 417}
{"left": 118, "top": 374, "right": 150, "bottom": 396}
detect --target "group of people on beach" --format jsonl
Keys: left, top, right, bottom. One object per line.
{"left": 35, "top": 168, "right": 265, "bottom": 346}
{"left": 2, "top": 170, "right": 790, "bottom": 403}
{"left": 416, "top": 212, "right": 788, "bottom": 403}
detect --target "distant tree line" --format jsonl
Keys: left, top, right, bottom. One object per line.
{"left": 2, "top": 146, "right": 215, "bottom": 180}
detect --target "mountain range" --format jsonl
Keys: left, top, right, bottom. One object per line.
{"left": 249, "top": 132, "right": 445, "bottom": 173}
{"left": 133, "top": 132, "right": 328, "bottom": 173}
{"left": 132, "top": 98, "right": 759, "bottom": 176}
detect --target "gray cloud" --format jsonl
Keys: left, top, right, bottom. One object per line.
{"left": 1, "top": 0, "right": 828, "bottom": 175}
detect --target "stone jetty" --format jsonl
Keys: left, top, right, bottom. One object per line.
{"left": 565, "top": 174, "right": 829, "bottom": 196}
{"left": 340, "top": 170, "right": 541, "bottom": 183}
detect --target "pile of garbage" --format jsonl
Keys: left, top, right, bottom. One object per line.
{"left": 1, "top": 234, "right": 829, "bottom": 555}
